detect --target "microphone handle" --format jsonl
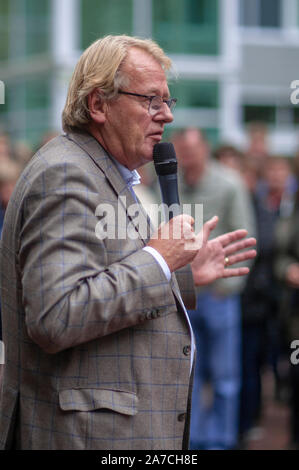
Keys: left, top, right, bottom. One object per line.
{"left": 158, "top": 174, "right": 181, "bottom": 221}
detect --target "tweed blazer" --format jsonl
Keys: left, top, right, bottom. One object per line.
{"left": 0, "top": 130, "right": 196, "bottom": 450}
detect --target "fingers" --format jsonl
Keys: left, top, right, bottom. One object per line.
{"left": 224, "top": 249, "right": 257, "bottom": 266}
{"left": 202, "top": 216, "right": 218, "bottom": 244}
{"left": 222, "top": 267, "right": 250, "bottom": 278}
{"left": 224, "top": 237, "right": 257, "bottom": 257}
{"left": 172, "top": 214, "right": 195, "bottom": 237}
{"left": 156, "top": 214, "right": 195, "bottom": 240}
{"left": 215, "top": 229, "right": 250, "bottom": 248}
{"left": 177, "top": 214, "right": 196, "bottom": 244}
{"left": 176, "top": 214, "right": 195, "bottom": 226}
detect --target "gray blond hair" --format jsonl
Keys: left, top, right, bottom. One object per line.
{"left": 62, "top": 35, "right": 172, "bottom": 132}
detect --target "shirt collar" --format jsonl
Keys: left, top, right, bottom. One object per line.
{"left": 112, "top": 157, "right": 141, "bottom": 188}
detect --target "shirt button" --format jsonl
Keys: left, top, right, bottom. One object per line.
{"left": 178, "top": 413, "right": 186, "bottom": 422}
{"left": 183, "top": 345, "right": 191, "bottom": 356}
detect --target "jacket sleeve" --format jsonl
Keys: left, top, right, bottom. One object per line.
{"left": 19, "top": 162, "right": 178, "bottom": 354}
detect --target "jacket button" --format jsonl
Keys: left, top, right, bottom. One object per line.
{"left": 183, "top": 345, "right": 191, "bottom": 356}
{"left": 144, "top": 309, "right": 152, "bottom": 319}
{"left": 152, "top": 308, "right": 160, "bottom": 318}
{"left": 178, "top": 413, "right": 186, "bottom": 422}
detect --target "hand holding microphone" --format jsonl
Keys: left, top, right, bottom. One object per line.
{"left": 147, "top": 213, "right": 199, "bottom": 272}
{"left": 147, "top": 142, "right": 199, "bottom": 271}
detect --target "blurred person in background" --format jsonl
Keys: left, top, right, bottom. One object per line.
{"left": 0, "top": 134, "right": 12, "bottom": 163}
{"left": 242, "top": 157, "right": 260, "bottom": 196}
{"left": 13, "top": 141, "right": 33, "bottom": 169}
{"left": 290, "top": 149, "right": 299, "bottom": 195}
{"left": 275, "top": 185, "right": 299, "bottom": 449}
{"left": 245, "top": 123, "right": 269, "bottom": 182}
{"left": 36, "top": 130, "right": 60, "bottom": 149}
{"left": 292, "top": 149, "right": 299, "bottom": 179}
{"left": 213, "top": 144, "right": 244, "bottom": 175}
{"left": 172, "top": 128, "right": 256, "bottom": 450}
{"left": 239, "top": 156, "right": 293, "bottom": 445}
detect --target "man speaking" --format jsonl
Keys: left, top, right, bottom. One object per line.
{"left": 0, "top": 35, "right": 256, "bottom": 450}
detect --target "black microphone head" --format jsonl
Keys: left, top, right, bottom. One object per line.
{"left": 153, "top": 142, "right": 177, "bottom": 176}
{"left": 153, "top": 142, "right": 176, "bottom": 163}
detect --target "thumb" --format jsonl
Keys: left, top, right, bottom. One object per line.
{"left": 202, "top": 216, "right": 218, "bottom": 244}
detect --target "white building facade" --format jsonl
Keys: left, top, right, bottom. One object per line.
{"left": 0, "top": 0, "right": 299, "bottom": 154}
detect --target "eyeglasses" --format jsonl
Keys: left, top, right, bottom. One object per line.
{"left": 118, "top": 90, "right": 177, "bottom": 116}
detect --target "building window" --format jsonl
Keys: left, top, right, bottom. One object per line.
{"left": 165, "top": 79, "right": 219, "bottom": 145}
{"left": 153, "top": 0, "right": 219, "bottom": 55}
{"left": 0, "top": 77, "right": 51, "bottom": 147}
{"left": 0, "top": 0, "right": 50, "bottom": 60}
{"left": 169, "top": 79, "right": 219, "bottom": 109}
{"left": 292, "top": 107, "right": 299, "bottom": 125}
{"left": 243, "top": 104, "right": 276, "bottom": 124}
{"left": 243, "top": 104, "right": 299, "bottom": 127}
{"left": 240, "top": 0, "right": 281, "bottom": 28}
{"left": 25, "top": 0, "right": 50, "bottom": 56}
{"left": 0, "top": 1, "right": 51, "bottom": 147}
{"left": 0, "top": 0, "right": 9, "bottom": 61}
{"left": 81, "top": 0, "right": 133, "bottom": 50}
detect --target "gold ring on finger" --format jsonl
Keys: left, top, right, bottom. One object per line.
{"left": 224, "top": 256, "right": 229, "bottom": 267}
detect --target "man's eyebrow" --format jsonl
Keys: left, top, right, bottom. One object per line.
{"left": 146, "top": 89, "right": 171, "bottom": 99}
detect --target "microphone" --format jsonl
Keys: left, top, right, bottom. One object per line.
{"left": 153, "top": 142, "right": 181, "bottom": 221}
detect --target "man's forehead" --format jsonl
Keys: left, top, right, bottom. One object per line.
{"left": 120, "top": 47, "right": 170, "bottom": 97}
{"left": 123, "top": 47, "right": 166, "bottom": 78}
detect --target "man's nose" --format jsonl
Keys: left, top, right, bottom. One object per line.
{"left": 154, "top": 102, "right": 174, "bottom": 123}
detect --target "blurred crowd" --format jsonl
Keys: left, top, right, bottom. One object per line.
{"left": 1, "top": 123, "right": 299, "bottom": 449}
{"left": 209, "top": 125, "right": 299, "bottom": 450}
{"left": 137, "top": 123, "right": 299, "bottom": 450}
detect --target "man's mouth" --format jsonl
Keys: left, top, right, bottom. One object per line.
{"left": 148, "top": 132, "right": 163, "bottom": 141}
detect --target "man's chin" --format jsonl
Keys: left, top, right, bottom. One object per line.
{"left": 136, "top": 140, "right": 162, "bottom": 167}
{"left": 140, "top": 147, "right": 155, "bottom": 163}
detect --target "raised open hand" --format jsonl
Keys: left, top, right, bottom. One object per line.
{"left": 191, "top": 216, "right": 257, "bottom": 286}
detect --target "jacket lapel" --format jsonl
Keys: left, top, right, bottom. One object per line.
{"left": 66, "top": 130, "right": 152, "bottom": 244}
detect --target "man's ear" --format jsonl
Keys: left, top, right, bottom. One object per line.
{"left": 88, "top": 89, "right": 107, "bottom": 124}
